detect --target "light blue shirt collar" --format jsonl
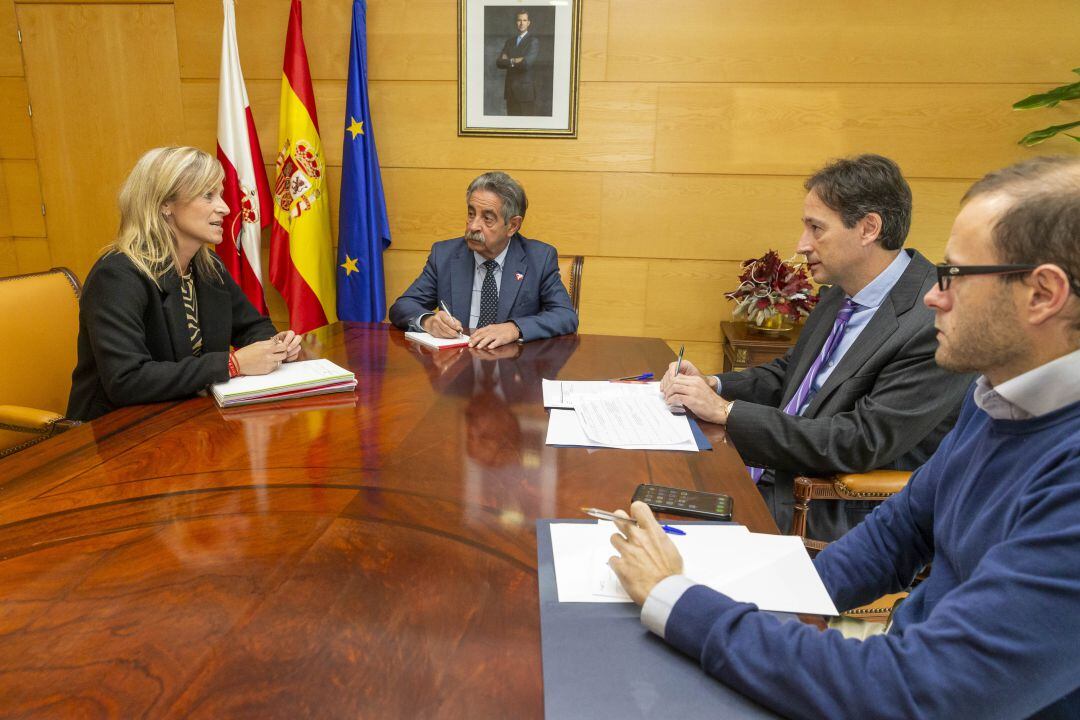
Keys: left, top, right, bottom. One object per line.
{"left": 849, "top": 250, "right": 911, "bottom": 309}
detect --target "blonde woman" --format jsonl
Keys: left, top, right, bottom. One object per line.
{"left": 67, "top": 147, "right": 301, "bottom": 421}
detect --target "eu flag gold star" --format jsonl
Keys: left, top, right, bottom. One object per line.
{"left": 346, "top": 116, "right": 365, "bottom": 139}
{"left": 340, "top": 255, "right": 360, "bottom": 275}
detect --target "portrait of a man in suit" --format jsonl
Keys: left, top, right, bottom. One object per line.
{"left": 482, "top": 6, "right": 555, "bottom": 118}
{"left": 496, "top": 10, "right": 540, "bottom": 115}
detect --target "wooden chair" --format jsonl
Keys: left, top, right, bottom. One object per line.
{"left": 0, "top": 267, "right": 82, "bottom": 458}
{"left": 791, "top": 469, "right": 912, "bottom": 622}
{"left": 557, "top": 255, "right": 584, "bottom": 314}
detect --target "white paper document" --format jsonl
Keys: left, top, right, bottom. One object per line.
{"left": 549, "top": 522, "right": 838, "bottom": 616}
{"left": 546, "top": 407, "right": 700, "bottom": 452}
{"left": 541, "top": 379, "right": 666, "bottom": 409}
{"left": 576, "top": 395, "right": 690, "bottom": 445}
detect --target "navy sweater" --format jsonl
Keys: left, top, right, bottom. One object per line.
{"left": 664, "top": 392, "right": 1080, "bottom": 719}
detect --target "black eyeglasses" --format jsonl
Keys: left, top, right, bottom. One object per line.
{"left": 934, "top": 264, "right": 1037, "bottom": 292}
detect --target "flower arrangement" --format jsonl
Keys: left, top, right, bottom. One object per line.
{"left": 725, "top": 250, "right": 818, "bottom": 328}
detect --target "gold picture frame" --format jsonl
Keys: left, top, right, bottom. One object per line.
{"left": 458, "top": 0, "right": 582, "bottom": 138}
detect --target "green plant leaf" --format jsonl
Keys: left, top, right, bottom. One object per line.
{"left": 1013, "top": 81, "right": 1080, "bottom": 110}
{"left": 1073, "top": 67, "right": 1080, "bottom": 75}
{"left": 1018, "top": 120, "right": 1080, "bottom": 146}
{"left": 1066, "top": 134, "right": 1080, "bottom": 142}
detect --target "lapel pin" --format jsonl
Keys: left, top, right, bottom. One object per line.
{"left": 515, "top": 272, "right": 524, "bottom": 281}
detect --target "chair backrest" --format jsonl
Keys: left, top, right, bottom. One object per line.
{"left": 0, "top": 267, "right": 81, "bottom": 415}
{"left": 557, "top": 255, "right": 584, "bottom": 314}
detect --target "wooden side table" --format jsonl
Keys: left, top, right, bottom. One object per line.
{"left": 721, "top": 321, "right": 802, "bottom": 373}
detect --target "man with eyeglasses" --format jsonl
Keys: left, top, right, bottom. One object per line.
{"left": 611, "top": 156, "right": 1080, "bottom": 719}
{"left": 663, "top": 154, "right": 972, "bottom": 541}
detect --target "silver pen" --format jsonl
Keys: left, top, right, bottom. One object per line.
{"left": 438, "top": 300, "right": 465, "bottom": 339}
{"left": 580, "top": 507, "right": 686, "bottom": 535}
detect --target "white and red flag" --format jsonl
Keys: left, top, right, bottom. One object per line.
{"left": 216, "top": 0, "right": 272, "bottom": 313}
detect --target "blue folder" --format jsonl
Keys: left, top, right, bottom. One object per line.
{"left": 536, "top": 519, "right": 781, "bottom": 719}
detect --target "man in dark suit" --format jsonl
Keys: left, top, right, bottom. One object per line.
{"left": 663, "top": 154, "right": 972, "bottom": 541}
{"left": 495, "top": 10, "right": 540, "bottom": 116}
{"left": 388, "top": 171, "right": 578, "bottom": 350}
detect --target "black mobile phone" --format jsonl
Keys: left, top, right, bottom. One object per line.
{"left": 631, "top": 483, "right": 733, "bottom": 521}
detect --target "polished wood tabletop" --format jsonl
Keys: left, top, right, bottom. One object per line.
{"left": 0, "top": 323, "right": 776, "bottom": 719}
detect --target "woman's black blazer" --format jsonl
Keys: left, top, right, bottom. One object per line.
{"left": 67, "top": 251, "right": 277, "bottom": 421}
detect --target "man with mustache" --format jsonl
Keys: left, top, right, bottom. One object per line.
{"left": 389, "top": 171, "right": 578, "bottom": 349}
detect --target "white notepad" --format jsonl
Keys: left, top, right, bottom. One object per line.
{"left": 404, "top": 331, "right": 470, "bottom": 350}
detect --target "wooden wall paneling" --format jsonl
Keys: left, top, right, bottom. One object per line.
{"left": 598, "top": 174, "right": 971, "bottom": 264}
{"left": 18, "top": 0, "right": 171, "bottom": 3}
{"left": 664, "top": 339, "right": 721, "bottom": 374}
{"left": 365, "top": 0, "right": 455, "bottom": 82}
{"left": 579, "top": 0, "right": 609, "bottom": 82}
{"left": 0, "top": 0, "right": 21, "bottom": 77}
{"left": 0, "top": 78, "right": 32, "bottom": 159}
{"left": 383, "top": 248, "right": 428, "bottom": 309}
{"left": 371, "top": 80, "right": 657, "bottom": 172}
{"left": 380, "top": 167, "right": 606, "bottom": 255}
{"left": 600, "top": 173, "right": 805, "bottom": 261}
{"left": 653, "top": 83, "right": 1077, "bottom": 179}
{"left": 607, "top": 0, "right": 1080, "bottom": 84}
{"left": 0, "top": 160, "right": 9, "bottom": 236}
{"left": 13, "top": 237, "right": 49, "bottom": 273}
{"left": 575, "top": 256, "right": 648, "bottom": 335}
{"left": 381, "top": 168, "right": 478, "bottom": 251}
{"left": 643, "top": 258, "right": 740, "bottom": 343}
{"left": 906, "top": 178, "right": 971, "bottom": 263}
{"left": 0, "top": 236, "right": 16, "bottom": 276}
{"left": 1, "top": 159, "right": 44, "bottom": 238}
{"left": 18, "top": 4, "right": 186, "bottom": 279}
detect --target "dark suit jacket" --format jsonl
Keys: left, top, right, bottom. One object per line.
{"left": 496, "top": 32, "right": 540, "bottom": 103}
{"left": 67, "top": 251, "right": 277, "bottom": 421}
{"left": 387, "top": 234, "right": 578, "bottom": 342}
{"left": 719, "top": 250, "right": 973, "bottom": 539}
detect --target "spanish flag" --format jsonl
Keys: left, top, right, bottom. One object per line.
{"left": 269, "top": 0, "right": 337, "bottom": 333}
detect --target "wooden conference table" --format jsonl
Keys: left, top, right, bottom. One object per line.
{"left": 0, "top": 323, "right": 777, "bottom": 718}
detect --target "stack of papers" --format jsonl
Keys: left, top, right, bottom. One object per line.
{"left": 542, "top": 380, "right": 698, "bottom": 451}
{"left": 211, "top": 358, "right": 357, "bottom": 408}
{"left": 404, "top": 330, "right": 469, "bottom": 350}
{"left": 549, "top": 521, "right": 838, "bottom": 615}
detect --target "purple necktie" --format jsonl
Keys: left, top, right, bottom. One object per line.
{"left": 748, "top": 299, "right": 858, "bottom": 483}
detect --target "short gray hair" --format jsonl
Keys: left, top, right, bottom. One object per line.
{"left": 466, "top": 171, "right": 528, "bottom": 225}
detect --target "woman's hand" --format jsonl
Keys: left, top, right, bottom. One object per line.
{"left": 273, "top": 330, "right": 303, "bottom": 362}
{"left": 234, "top": 339, "right": 288, "bottom": 375}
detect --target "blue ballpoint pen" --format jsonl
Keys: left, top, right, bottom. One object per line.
{"left": 610, "top": 372, "right": 654, "bottom": 382}
{"left": 580, "top": 507, "right": 686, "bottom": 536}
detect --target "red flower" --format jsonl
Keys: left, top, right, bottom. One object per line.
{"left": 726, "top": 250, "right": 819, "bottom": 323}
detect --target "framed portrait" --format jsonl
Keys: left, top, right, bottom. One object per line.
{"left": 458, "top": 0, "right": 582, "bottom": 137}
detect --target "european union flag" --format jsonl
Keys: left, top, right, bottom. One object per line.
{"left": 336, "top": 0, "right": 391, "bottom": 322}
